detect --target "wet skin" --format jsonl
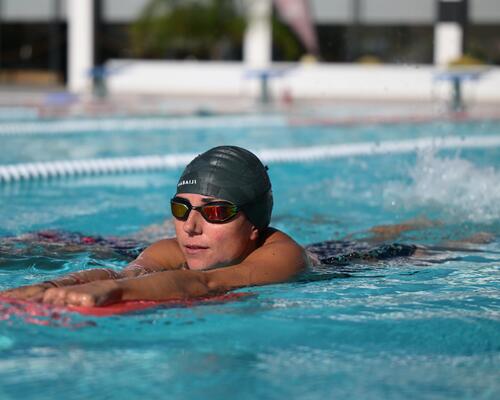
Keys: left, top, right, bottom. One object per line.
{"left": 173, "top": 193, "right": 259, "bottom": 270}
{"left": 0, "top": 194, "right": 308, "bottom": 306}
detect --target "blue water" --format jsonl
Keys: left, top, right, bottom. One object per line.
{"left": 0, "top": 115, "right": 499, "bottom": 399}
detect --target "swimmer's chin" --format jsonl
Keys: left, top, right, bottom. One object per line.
{"left": 185, "top": 258, "right": 239, "bottom": 271}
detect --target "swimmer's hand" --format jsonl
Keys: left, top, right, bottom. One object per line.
{"left": 42, "top": 280, "right": 122, "bottom": 307}
{"left": 0, "top": 283, "right": 54, "bottom": 302}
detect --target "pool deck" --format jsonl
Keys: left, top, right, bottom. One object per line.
{"left": 1, "top": 84, "right": 499, "bottom": 125}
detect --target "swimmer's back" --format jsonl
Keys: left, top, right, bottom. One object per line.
{"left": 306, "top": 240, "right": 417, "bottom": 266}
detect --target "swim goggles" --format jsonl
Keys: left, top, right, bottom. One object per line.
{"left": 170, "top": 196, "right": 240, "bottom": 223}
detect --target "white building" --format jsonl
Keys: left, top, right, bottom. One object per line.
{"left": 0, "top": 0, "right": 499, "bottom": 101}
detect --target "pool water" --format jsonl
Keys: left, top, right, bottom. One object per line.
{"left": 0, "top": 115, "right": 499, "bottom": 399}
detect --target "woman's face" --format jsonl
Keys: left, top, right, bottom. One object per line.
{"left": 173, "top": 193, "right": 259, "bottom": 270}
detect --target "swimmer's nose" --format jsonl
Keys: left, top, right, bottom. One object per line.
{"left": 183, "top": 208, "right": 203, "bottom": 236}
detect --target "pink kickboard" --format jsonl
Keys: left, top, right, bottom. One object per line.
{"left": 0, "top": 292, "right": 251, "bottom": 320}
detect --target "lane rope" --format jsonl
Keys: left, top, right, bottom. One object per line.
{"left": 1, "top": 135, "right": 500, "bottom": 183}
{"left": 0, "top": 115, "right": 286, "bottom": 136}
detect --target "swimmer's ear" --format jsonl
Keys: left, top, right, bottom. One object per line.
{"left": 250, "top": 225, "right": 259, "bottom": 241}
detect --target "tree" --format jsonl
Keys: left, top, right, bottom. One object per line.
{"left": 130, "top": 0, "right": 245, "bottom": 60}
{"left": 130, "top": 0, "right": 302, "bottom": 61}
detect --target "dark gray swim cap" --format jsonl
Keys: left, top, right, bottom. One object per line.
{"left": 176, "top": 146, "right": 273, "bottom": 229}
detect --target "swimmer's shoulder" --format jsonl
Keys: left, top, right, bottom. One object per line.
{"left": 132, "top": 237, "right": 185, "bottom": 270}
{"left": 260, "top": 227, "right": 313, "bottom": 266}
{"left": 260, "top": 227, "right": 297, "bottom": 245}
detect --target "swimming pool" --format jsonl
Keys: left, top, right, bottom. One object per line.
{"left": 0, "top": 114, "right": 499, "bottom": 399}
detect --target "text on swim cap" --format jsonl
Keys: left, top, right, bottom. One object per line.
{"left": 177, "top": 179, "right": 197, "bottom": 187}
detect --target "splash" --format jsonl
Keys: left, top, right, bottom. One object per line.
{"left": 384, "top": 149, "right": 500, "bottom": 223}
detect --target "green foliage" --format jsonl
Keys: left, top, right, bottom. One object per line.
{"left": 130, "top": 0, "right": 303, "bottom": 61}
{"left": 271, "top": 15, "right": 303, "bottom": 61}
{"left": 448, "top": 54, "right": 486, "bottom": 67}
{"left": 130, "top": 0, "right": 245, "bottom": 59}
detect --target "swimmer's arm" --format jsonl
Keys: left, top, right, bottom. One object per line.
{"left": 53, "top": 238, "right": 184, "bottom": 284}
{"left": 1, "top": 239, "right": 183, "bottom": 301}
{"left": 41, "top": 231, "right": 307, "bottom": 306}
{"left": 366, "top": 217, "right": 441, "bottom": 243}
{"left": 204, "top": 230, "right": 309, "bottom": 291}
{"left": 120, "top": 238, "right": 185, "bottom": 277}
{"left": 116, "top": 231, "right": 308, "bottom": 301}
{"left": 0, "top": 267, "right": 124, "bottom": 301}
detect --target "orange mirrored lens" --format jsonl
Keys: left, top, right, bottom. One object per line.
{"left": 202, "top": 205, "right": 237, "bottom": 221}
{"left": 171, "top": 202, "right": 189, "bottom": 220}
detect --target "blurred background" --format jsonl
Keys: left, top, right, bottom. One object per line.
{"left": 2, "top": 7, "right": 500, "bottom": 400}
{"left": 0, "top": 0, "right": 499, "bottom": 112}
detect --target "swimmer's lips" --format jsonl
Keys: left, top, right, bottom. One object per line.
{"left": 184, "top": 244, "right": 209, "bottom": 255}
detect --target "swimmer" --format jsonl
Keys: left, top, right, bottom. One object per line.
{"left": 1, "top": 147, "right": 495, "bottom": 307}
{"left": 0, "top": 146, "right": 309, "bottom": 307}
